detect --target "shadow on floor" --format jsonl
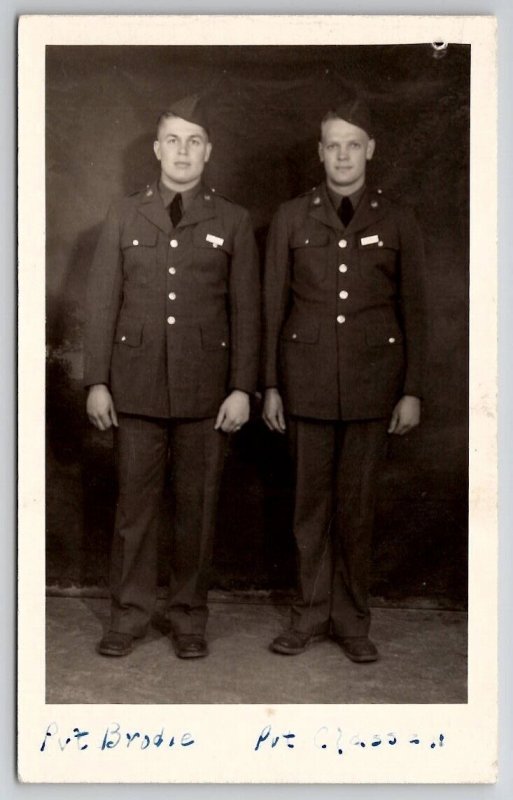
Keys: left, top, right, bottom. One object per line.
{"left": 46, "top": 596, "right": 467, "bottom": 705}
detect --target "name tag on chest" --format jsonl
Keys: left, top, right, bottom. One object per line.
{"left": 206, "top": 234, "right": 224, "bottom": 248}
{"left": 360, "top": 234, "right": 380, "bottom": 246}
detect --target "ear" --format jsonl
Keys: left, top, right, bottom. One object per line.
{"left": 366, "top": 138, "right": 376, "bottom": 161}
{"left": 204, "top": 141, "right": 213, "bottom": 163}
{"left": 318, "top": 141, "right": 324, "bottom": 163}
{"left": 153, "top": 140, "right": 161, "bottom": 162}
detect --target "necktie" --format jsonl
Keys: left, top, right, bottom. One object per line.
{"left": 338, "top": 196, "right": 353, "bottom": 227}
{"left": 169, "top": 193, "right": 183, "bottom": 227}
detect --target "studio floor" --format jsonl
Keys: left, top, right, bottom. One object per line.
{"left": 46, "top": 595, "right": 467, "bottom": 704}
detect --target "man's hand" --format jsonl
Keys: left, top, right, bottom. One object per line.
{"left": 214, "top": 390, "right": 250, "bottom": 434}
{"left": 86, "top": 384, "right": 119, "bottom": 431}
{"left": 388, "top": 395, "right": 421, "bottom": 435}
{"left": 262, "top": 387, "right": 286, "bottom": 434}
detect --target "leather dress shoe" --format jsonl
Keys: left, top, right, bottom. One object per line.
{"left": 270, "top": 629, "right": 326, "bottom": 655}
{"left": 173, "top": 634, "right": 208, "bottom": 659}
{"left": 97, "top": 630, "right": 139, "bottom": 657}
{"left": 334, "top": 635, "right": 379, "bottom": 663}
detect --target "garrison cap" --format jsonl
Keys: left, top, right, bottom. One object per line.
{"left": 325, "top": 96, "right": 372, "bottom": 138}
{"left": 164, "top": 93, "right": 210, "bottom": 134}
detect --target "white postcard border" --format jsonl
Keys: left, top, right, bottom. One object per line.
{"left": 18, "top": 13, "right": 497, "bottom": 784}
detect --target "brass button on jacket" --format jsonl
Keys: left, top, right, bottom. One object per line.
{"left": 84, "top": 181, "right": 261, "bottom": 419}
{"left": 263, "top": 182, "right": 426, "bottom": 420}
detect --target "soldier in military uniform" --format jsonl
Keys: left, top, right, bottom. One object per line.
{"left": 262, "top": 97, "right": 426, "bottom": 662}
{"left": 84, "top": 95, "right": 260, "bottom": 659}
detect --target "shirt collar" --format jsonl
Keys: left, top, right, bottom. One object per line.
{"left": 326, "top": 183, "right": 366, "bottom": 212}
{"left": 158, "top": 180, "right": 203, "bottom": 211}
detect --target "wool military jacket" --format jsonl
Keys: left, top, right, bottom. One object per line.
{"left": 263, "top": 182, "right": 426, "bottom": 421}
{"left": 84, "top": 181, "right": 260, "bottom": 419}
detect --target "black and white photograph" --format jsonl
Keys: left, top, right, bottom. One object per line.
{"left": 18, "top": 14, "right": 497, "bottom": 784}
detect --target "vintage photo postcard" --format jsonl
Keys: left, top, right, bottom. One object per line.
{"left": 18, "top": 14, "right": 497, "bottom": 784}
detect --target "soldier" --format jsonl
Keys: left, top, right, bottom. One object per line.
{"left": 84, "top": 94, "right": 260, "bottom": 659}
{"left": 262, "top": 97, "right": 426, "bottom": 662}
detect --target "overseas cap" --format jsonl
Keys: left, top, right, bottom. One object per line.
{"left": 326, "top": 96, "right": 372, "bottom": 138}
{"left": 165, "top": 93, "right": 210, "bottom": 133}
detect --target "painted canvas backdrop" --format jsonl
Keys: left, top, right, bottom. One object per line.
{"left": 46, "top": 44, "right": 469, "bottom": 605}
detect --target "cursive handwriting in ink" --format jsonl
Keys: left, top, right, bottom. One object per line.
{"left": 40, "top": 723, "right": 195, "bottom": 753}
{"left": 254, "top": 725, "right": 296, "bottom": 751}
{"left": 40, "top": 723, "right": 90, "bottom": 752}
{"left": 101, "top": 724, "right": 194, "bottom": 750}
{"left": 312, "top": 727, "right": 445, "bottom": 755}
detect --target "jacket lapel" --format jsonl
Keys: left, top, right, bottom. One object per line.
{"left": 308, "top": 183, "right": 388, "bottom": 235}
{"left": 137, "top": 181, "right": 172, "bottom": 235}
{"left": 308, "top": 183, "right": 344, "bottom": 232}
{"left": 177, "top": 186, "right": 217, "bottom": 228}
{"left": 345, "top": 188, "right": 388, "bottom": 234}
{"left": 136, "top": 181, "right": 217, "bottom": 234}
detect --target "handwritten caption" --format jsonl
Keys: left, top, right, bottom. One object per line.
{"left": 40, "top": 722, "right": 446, "bottom": 756}
{"left": 40, "top": 723, "right": 195, "bottom": 752}
{"left": 255, "top": 725, "right": 446, "bottom": 754}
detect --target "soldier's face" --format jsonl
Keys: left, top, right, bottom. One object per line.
{"left": 154, "top": 116, "right": 212, "bottom": 189}
{"left": 319, "top": 118, "right": 375, "bottom": 193}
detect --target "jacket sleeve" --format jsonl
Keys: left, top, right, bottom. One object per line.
{"left": 228, "top": 208, "right": 261, "bottom": 394}
{"left": 262, "top": 204, "right": 291, "bottom": 389}
{"left": 83, "top": 201, "right": 123, "bottom": 389}
{"left": 397, "top": 206, "right": 428, "bottom": 399}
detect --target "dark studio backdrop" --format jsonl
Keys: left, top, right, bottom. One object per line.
{"left": 46, "top": 44, "right": 469, "bottom": 607}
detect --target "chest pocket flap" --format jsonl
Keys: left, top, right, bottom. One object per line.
{"left": 121, "top": 228, "right": 158, "bottom": 249}
{"left": 291, "top": 228, "right": 329, "bottom": 249}
{"left": 358, "top": 227, "right": 399, "bottom": 252}
{"left": 193, "top": 228, "right": 233, "bottom": 254}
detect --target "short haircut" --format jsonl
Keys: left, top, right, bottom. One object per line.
{"left": 321, "top": 110, "right": 344, "bottom": 126}
{"left": 155, "top": 111, "right": 209, "bottom": 139}
{"left": 319, "top": 100, "right": 373, "bottom": 140}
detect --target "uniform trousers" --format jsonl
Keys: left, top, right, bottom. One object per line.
{"left": 109, "top": 413, "right": 226, "bottom": 637}
{"left": 287, "top": 416, "right": 389, "bottom": 638}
